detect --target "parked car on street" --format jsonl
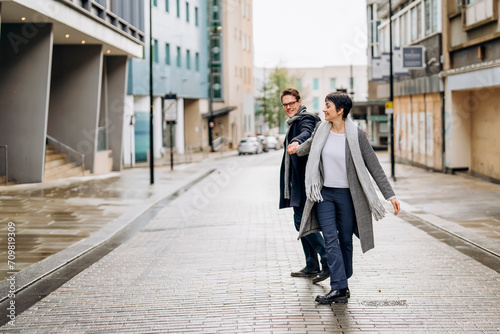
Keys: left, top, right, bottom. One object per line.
{"left": 277, "top": 133, "right": 286, "bottom": 149}
{"left": 265, "top": 136, "right": 279, "bottom": 150}
{"left": 238, "top": 137, "right": 263, "bottom": 155}
{"left": 256, "top": 135, "right": 268, "bottom": 152}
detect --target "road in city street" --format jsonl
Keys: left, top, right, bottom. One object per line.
{"left": 1, "top": 150, "right": 499, "bottom": 333}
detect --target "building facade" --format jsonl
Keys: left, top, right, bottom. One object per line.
{"left": 0, "top": 0, "right": 144, "bottom": 184}
{"left": 287, "top": 65, "right": 390, "bottom": 147}
{"left": 367, "top": 0, "right": 445, "bottom": 169}
{"left": 125, "top": 0, "right": 253, "bottom": 163}
{"left": 125, "top": 0, "right": 209, "bottom": 164}
{"left": 442, "top": 0, "right": 500, "bottom": 182}
{"left": 207, "top": 0, "right": 254, "bottom": 149}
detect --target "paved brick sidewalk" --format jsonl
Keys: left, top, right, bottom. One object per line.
{"left": 2, "top": 151, "right": 499, "bottom": 333}
{"left": 377, "top": 152, "right": 500, "bottom": 256}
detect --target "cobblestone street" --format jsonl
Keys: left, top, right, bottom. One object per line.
{"left": 1, "top": 151, "right": 500, "bottom": 333}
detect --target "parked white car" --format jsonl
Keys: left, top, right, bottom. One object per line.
{"left": 265, "top": 136, "right": 279, "bottom": 150}
{"left": 237, "top": 137, "right": 263, "bottom": 155}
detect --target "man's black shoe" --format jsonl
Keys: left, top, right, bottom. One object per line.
{"left": 315, "top": 288, "right": 348, "bottom": 304}
{"left": 290, "top": 267, "right": 320, "bottom": 277}
{"left": 312, "top": 269, "right": 330, "bottom": 283}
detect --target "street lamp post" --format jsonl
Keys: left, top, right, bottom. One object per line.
{"left": 149, "top": 0, "right": 154, "bottom": 184}
{"left": 389, "top": 0, "right": 396, "bottom": 181}
{"left": 208, "top": 53, "right": 214, "bottom": 152}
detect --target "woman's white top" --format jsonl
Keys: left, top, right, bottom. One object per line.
{"left": 322, "top": 131, "right": 349, "bottom": 188}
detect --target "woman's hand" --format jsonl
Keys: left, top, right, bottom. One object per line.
{"left": 390, "top": 198, "right": 401, "bottom": 215}
{"left": 287, "top": 141, "right": 299, "bottom": 155}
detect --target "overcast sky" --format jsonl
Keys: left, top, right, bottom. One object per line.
{"left": 252, "top": 0, "right": 368, "bottom": 68}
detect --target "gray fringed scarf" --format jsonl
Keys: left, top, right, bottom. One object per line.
{"left": 304, "top": 118, "right": 387, "bottom": 220}
{"left": 284, "top": 106, "right": 317, "bottom": 199}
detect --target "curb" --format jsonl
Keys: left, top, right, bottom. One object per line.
{"left": 0, "top": 168, "right": 215, "bottom": 303}
{"left": 398, "top": 199, "right": 500, "bottom": 258}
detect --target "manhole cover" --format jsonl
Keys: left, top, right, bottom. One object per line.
{"left": 360, "top": 300, "right": 408, "bottom": 306}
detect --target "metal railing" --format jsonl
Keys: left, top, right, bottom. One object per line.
{"left": 46, "top": 135, "right": 85, "bottom": 176}
{"left": 213, "top": 136, "right": 228, "bottom": 153}
{"left": 0, "top": 145, "right": 7, "bottom": 185}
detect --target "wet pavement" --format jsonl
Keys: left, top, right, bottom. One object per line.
{"left": 0, "top": 149, "right": 499, "bottom": 333}
{"left": 379, "top": 152, "right": 500, "bottom": 257}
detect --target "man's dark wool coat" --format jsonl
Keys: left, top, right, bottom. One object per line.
{"left": 279, "top": 109, "right": 319, "bottom": 209}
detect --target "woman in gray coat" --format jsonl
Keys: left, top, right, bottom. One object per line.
{"left": 289, "top": 92, "right": 400, "bottom": 304}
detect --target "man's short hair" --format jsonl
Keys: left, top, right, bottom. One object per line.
{"left": 281, "top": 88, "right": 301, "bottom": 102}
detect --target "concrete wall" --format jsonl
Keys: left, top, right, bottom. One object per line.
{"left": 471, "top": 87, "right": 500, "bottom": 181}
{"left": 47, "top": 45, "right": 103, "bottom": 173}
{"left": 105, "top": 56, "right": 128, "bottom": 171}
{"left": 0, "top": 24, "right": 53, "bottom": 183}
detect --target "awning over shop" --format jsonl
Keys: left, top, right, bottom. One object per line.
{"left": 202, "top": 106, "right": 237, "bottom": 118}
{"left": 367, "top": 115, "right": 389, "bottom": 122}
{"left": 353, "top": 100, "right": 388, "bottom": 107}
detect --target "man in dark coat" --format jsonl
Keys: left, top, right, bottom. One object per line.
{"left": 279, "top": 88, "right": 329, "bottom": 283}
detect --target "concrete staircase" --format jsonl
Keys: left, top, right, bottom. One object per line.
{"left": 44, "top": 145, "right": 91, "bottom": 181}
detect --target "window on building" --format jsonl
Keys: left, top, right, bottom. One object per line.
{"left": 176, "top": 0, "right": 180, "bottom": 17}
{"left": 367, "top": 4, "right": 381, "bottom": 57}
{"left": 195, "top": 52, "right": 199, "bottom": 71}
{"left": 411, "top": 6, "right": 417, "bottom": 41}
{"left": 424, "top": 0, "right": 431, "bottom": 35}
{"left": 392, "top": 18, "right": 401, "bottom": 48}
{"left": 313, "top": 97, "right": 319, "bottom": 111}
{"left": 186, "top": 49, "right": 191, "bottom": 69}
{"left": 401, "top": 12, "right": 407, "bottom": 46}
{"left": 165, "top": 0, "right": 169, "bottom": 12}
{"left": 330, "top": 78, "right": 336, "bottom": 90}
{"left": 313, "top": 78, "right": 319, "bottom": 90}
{"left": 165, "top": 43, "right": 170, "bottom": 65}
{"left": 176, "top": 46, "right": 181, "bottom": 67}
{"left": 153, "top": 0, "right": 158, "bottom": 7}
{"left": 195, "top": 7, "right": 199, "bottom": 26}
{"left": 153, "top": 39, "right": 159, "bottom": 63}
{"left": 186, "top": 2, "right": 189, "bottom": 22}
{"left": 417, "top": 3, "right": 422, "bottom": 39}
{"left": 432, "top": 0, "right": 439, "bottom": 32}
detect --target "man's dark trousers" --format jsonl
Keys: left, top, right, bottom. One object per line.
{"left": 293, "top": 205, "right": 328, "bottom": 271}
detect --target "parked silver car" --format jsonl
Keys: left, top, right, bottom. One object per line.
{"left": 265, "top": 136, "right": 279, "bottom": 150}
{"left": 238, "top": 137, "right": 263, "bottom": 155}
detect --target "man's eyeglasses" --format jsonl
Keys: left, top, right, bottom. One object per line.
{"left": 282, "top": 101, "right": 297, "bottom": 109}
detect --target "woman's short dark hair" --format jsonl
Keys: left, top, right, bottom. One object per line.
{"left": 325, "top": 92, "right": 352, "bottom": 120}
{"left": 281, "top": 88, "right": 301, "bottom": 102}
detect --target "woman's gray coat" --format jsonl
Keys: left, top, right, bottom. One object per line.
{"left": 296, "top": 124, "right": 395, "bottom": 253}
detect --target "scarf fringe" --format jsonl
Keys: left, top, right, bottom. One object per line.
{"left": 307, "top": 183, "right": 323, "bottom": 203}
{"left": 370, "top": 200, "right": 387, "bottom": 221}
